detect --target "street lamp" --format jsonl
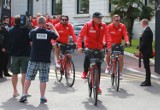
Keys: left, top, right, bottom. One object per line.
{"left": 155, "top": 0, "right": 160, "bottom": 74}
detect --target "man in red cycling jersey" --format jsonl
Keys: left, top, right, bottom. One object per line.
{"left": 52, "top": 15, "right": 61, "bottom": 26}
{"left": 105, "top": 14, "right": 130, "bottom": 79}
{"left": 53, "top": 15, "right": 77, "bottom": 67}
{"left": 77, "top": 12, "right": 112, "bottom": 94}
{"left": 32, "top": 13, "right": 41, "bottom": 28}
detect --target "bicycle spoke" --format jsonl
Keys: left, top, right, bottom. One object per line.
{"left": 65, "top": 58, "right": 75, "bottom": 87}
{"left": 110, "top": 63, "right": 115, "bottom": 86}
{"left": 115, "top": 61, "right": 120, "bottom": 91}
{"left": 93, "top": 67, "right": 99, "bottom": 106}
{"left": 87, "top": 71, "right": 92, "bottom": 97}
{"left": 55, "top": 62, "right": 63, "bottom": 82}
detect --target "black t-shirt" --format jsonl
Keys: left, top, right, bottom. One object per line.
{"left": 29, "top": 28, "right": 58, "bottom": 63}
{"left": 8, "top": 25, "right": 31, "bottom": 56}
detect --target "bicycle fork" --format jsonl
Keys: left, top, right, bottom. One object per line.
{"left": 112, "top": 58, "right": 120, "bottom": 76}
{"left": 91, "top": 66, "right": 99, "bottom": 89}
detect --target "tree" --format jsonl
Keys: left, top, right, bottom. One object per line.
{"left": 110, "top": 0, "right": 154, "bottom": 45}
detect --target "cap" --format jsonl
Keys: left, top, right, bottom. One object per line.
{"left": 92, "top": 12, "right": 103, "bottom": 18}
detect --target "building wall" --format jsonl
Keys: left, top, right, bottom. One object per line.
{"left": 133, "top": 17, "right": 155, "bottom": 39}
{"left": 62, "top": 0, "right": 110, "bottom": 23}
{"left": 90, "top": 0, "right": 109, "bottom": 16}
{"left": 11, "top": 0, "right": 155, "bottom": 39}
{"left": 11, "top": 0, "right": 52, "bottom": 17}
{"left": 33, "top": 0, "right": 51, "bottom": 16}
{"left": 11, "top": 0, "right": 27, "bottom": 16}
{"left": 33, "top": 0, "right": 44, "bottom": 15}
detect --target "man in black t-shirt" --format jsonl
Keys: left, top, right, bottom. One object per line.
{"left": 20, "top": 16, "right": 59, "bottom": 103}
{"left": 6, "top": 15, "right": 31, "bottom": 97}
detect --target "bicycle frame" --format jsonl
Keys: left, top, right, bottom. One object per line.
{"left": 88, "top": 61, "right": 99, "bottom": 86}
{"left": 110, "top": 52, "right": 121, "bottom": 75}
{"left": 84, "top": 48, "right": 105, "bottom": 106}
{"left": 55, "top": 43, "right": 76, "bottom": 87}
{"left": 110, "top": 44, "right": 125, "bottom": 91}
{"left": 110, "top": 44, "right": 125, "bottom": 75}
{"left": 59, "top": 53, "right": 72, "bottom": 73}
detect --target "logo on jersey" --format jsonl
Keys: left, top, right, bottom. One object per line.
{"left": 119, "top": 29, "right": 122, "bottom": 31}
{"left": 36, "top": 33, "right": 47, "bottom": 40}
{"left": 58, "top": 30, "right": 64, "bottom": 33}
{"left": 110, "top": 31, "right": 115, "bottom": 34}
{"left": 89, "top": 30, "right": 96, "bottom": 33}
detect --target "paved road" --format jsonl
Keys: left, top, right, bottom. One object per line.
{"left": 0, "top": 51, "right": 160, "bottom": 110}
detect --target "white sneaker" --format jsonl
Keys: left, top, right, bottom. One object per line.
{"left": 56, "top": 63, "right": 60, "bottom": 68}
{"left": 105, "top": 69, "right": 109, "bottom": 74}
{"left": 105, "top": 66, "right": 111, "bottom": 74}
{"left": 120, "top": 74, "right": 123, "bottom": 80}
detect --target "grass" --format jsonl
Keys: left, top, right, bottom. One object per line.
{"left": 123, "top": 39, "right": 139, "bottom": 54}
{"left": 123, "top": 39, "right": 155, "bottom": 60}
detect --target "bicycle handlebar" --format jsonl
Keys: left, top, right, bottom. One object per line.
{"left": 56, "top": 42, "right": 76, "bottom": 48}
{"left": 82, "top": 48, "right": 105, "bottom": 63}
{"left": 56, "top": 42, "right": 76, "bottom": 54}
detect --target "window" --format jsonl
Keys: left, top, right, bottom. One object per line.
{"left": 147, "top": 0, "right": 155, "bottom": 10}
{"left": 109, "top": 0, "right": 117, "bottom": 12}
{"left": 77, "top": 0, "right": 89, "bottom": 14}
{"left": 28, "top": 0, "right": 33, "bottom": 15}
{"left": 52, "top": 0, "right": 62, "bottom": 15}
{"left": 109, "top": 0, "right": 111, "bottom": 12}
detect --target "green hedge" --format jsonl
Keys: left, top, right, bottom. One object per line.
{"left": 123, "top": 39, "right": 155, "bottom": 60}
{"left": 123, "top": 39, "right": 155, "bottom": 54}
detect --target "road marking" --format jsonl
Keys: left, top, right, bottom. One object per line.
{"left": 125, "top": 67, "right": 160, "bottom": 79}
{"left": 50, "top": 69, "right": 145, "bottom": 81}
{"left": 15, "top": 67, "right": 156, "bottom": 82}
{"left": 126, "top": 67, "right": 144, "bottom": 74}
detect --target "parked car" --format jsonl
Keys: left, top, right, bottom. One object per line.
{"left": 73, "top": 25, "right": 83, "bottom": 37}
{"left": 68, "top": 23, "right": 84, "bottom": 43}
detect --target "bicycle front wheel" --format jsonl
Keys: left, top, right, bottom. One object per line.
{"left": 115, "top": 60, "right": 120, "bottom": 91}
{"left": 65, "top": 57, "right": 75, "bottom": 87}
{"left": 93, "top": 67, "right": 99, "bottom": 106}
{"left": 110, "top": 62, "right": 115, "bottom": 86}
{"left": 88, "top": 71, "right": 92, "bottom": 98}
{"left": 55, "top": 62, "right": 63, "bottom": 82}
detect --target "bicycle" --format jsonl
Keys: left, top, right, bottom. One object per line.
{"left": 84, "top": 48, "right": 105, "bottom": 106}
{"left": 109, "top": 44, "right": 125, "bottom": 91}
{"left": 55, "top": 43, "right": 76, "bottom": 87}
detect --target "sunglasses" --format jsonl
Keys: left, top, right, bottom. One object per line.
{"left": 61, "top": 19, "right": 68, "bottom": 21}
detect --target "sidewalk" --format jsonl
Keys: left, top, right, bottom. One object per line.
{"left": 124, "top": 51, "right": 160, "bottom": 80}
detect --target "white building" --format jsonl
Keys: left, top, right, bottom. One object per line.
{"left": 11, "top": 0, "right": 155, "bottom": 38}
{"left": 11, "top": 0, "right": 110, "bottom": 23}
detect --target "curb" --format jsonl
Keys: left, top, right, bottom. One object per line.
{"left": 124, "top": 51, "right": 155, "bottom": 64}
{"left": 124, "top": 51, "right": 160, "bottom": 80}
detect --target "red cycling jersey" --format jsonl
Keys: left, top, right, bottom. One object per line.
{"left": 54, "top": 22, "right": 77, "bottom": 44}
{"left": 46, "top": 18, "right": 52, "bottom": 23}
{"left": 77, "top": 20, "right": 111, "bottom": 50}
{"left": 108, "top": 23, "right": 129, "bottom": 44}
{"left": 32, "top": 19, "right": 38, "bottom": 28}
{"left": 52, "top": 19, "right": 60, "bottom": 26}
{"left": 11, "top": 17, "right": 15, "bottom": 27}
